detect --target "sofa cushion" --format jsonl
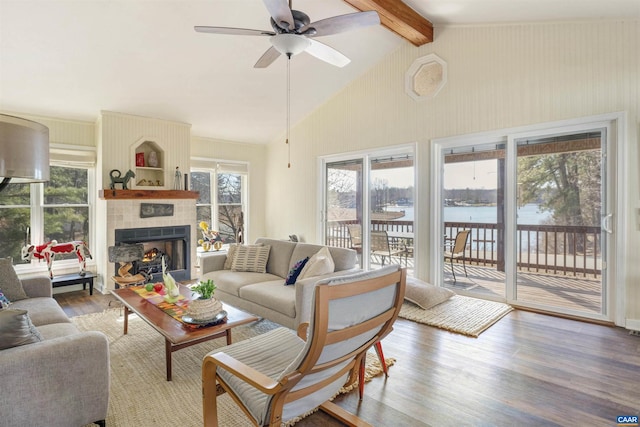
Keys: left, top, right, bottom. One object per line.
{"left": 239, "top": 280, "right": 297, "bottom": 318}
{"left": 0, "top": 258, "right": 28, "bottom": 301}
{"left": 255, "top": 238, "right": 297, "bottom": 278}
{"left": 11, "top": 297, "right": 71, "bottom": 327}
{"left": 0, "top": 309, "right": 43, "bottom": 350}
{"left": 232, "top": 245, "right": 271, "bottom": 273}
{"left": 203, "top": 270, "right": 282, "bottom": 297}
{"left": 299, "top": 247, "right": 335, "bottom": 279}
{"left": 285, "top": 257, "right": 309, "bottom": 285}
{"left": 36, "top": 322, "right": 80, "bottom": 340}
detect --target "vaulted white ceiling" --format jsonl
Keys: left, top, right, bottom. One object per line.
{"left": 1, "top": 0, "right": 638, "bottom": 144}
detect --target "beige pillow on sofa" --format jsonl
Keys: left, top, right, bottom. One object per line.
{"left": 231, "top": 245, "right": 271, "bottom": 273}
{"left": 404, "top": 277, "right": 454, "bottom": 310}
{"left": 299, "top": 247, "right": 335, "bottom": 279}
{"left": 224, "top": 243, "right": 264, "bottom": 270}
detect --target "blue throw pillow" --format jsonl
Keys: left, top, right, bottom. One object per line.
{"left": 285, "top": 257, "right": 309, "bottom": 285}
{"left": 0, "top": 290, "right": 10, "bottom": 308}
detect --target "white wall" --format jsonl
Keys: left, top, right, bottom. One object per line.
{"left": 264, "top": 20, "right": 640, "bottom": 321}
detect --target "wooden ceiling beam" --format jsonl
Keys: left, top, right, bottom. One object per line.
{"left": 344, "top": 0, "right": 433, "bottom": 46}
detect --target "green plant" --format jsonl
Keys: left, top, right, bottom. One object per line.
{"left": 191, "top": 279, "right": 216, "bottom": 299}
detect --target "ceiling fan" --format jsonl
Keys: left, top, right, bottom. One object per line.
{"left": 195, "top": 0, "right": 380, "bottom": 68}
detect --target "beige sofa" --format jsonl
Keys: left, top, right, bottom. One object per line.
{"left": 0, "top": 275, "right": 110, "bottom": 427}
{"left": 200, "top": 238, "right": 358, "bottom": 329}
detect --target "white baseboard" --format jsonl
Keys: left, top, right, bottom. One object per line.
{"left": 625, "top": 318, "right": 640, "bottom": 332}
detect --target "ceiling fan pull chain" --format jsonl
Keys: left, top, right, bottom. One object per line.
{"left": 287, "top": 54, "right": 291, "bottom": 168}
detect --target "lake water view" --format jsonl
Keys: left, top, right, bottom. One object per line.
{"left": 384, "top": 203, "right": 551, "bottom": 225}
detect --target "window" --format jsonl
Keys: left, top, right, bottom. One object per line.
{"left": 0, "top": 164, "right": 93, "bottom": 267}
{"left": 191, "top": 161, "right": 248, "bottom": 244}
{"left": 43, "top": 166, "right": 90, "bottom": 261}
{"left": 0, "top": 183, "right": 31, "bottom": 261}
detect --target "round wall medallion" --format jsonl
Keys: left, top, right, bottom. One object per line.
{"left": 405, "top": 53, "right": 447, "bottom": 100}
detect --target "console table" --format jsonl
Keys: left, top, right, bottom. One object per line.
{"left": 51, "top": 272, "right": 97, "bottom": 295}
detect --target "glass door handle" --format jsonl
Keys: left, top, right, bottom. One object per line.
{"left": 601, "top": 213, "right": 613, "bottom": 234}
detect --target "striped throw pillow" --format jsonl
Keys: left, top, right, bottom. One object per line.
{"left": 231, "top": 245, "right": 271, "bottom": 273}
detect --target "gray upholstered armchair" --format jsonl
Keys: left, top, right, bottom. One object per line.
{"left": 202, "top": 265, "right": 406, "bottom": 426}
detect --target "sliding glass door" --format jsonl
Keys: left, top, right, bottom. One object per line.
{"left": 322, "top": 146, "right": 415, "bottom": 274}
{"left": 442, "top": 144, "right": 505, "bottom": 299}
{"left": 512, "top": 129, "right": 607, "bottom": 316}
{"left": 324, "top": 159, "right": 364, "bottom": 267}
{"left": 433, "top": 115, "right": 621, "bottom": 322}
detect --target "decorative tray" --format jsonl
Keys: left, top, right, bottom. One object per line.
{"left": 182, "top": 310, "right": 227, "bottom": 326}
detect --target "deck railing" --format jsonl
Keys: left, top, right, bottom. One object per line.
{"left": 327, "top": 220, "right": 601, "bottom": 278}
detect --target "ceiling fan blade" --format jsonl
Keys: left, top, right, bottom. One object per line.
{"left": 305, "top": 39, "right": 350, "bottom": 68}
{"left": 194, "top": 26, "right": 275, "bottom": 36}
{"left": 254, "top": 46, "right": 282, "bottom": 68}
{"left": 301, "top": 11, "right": 380, "bottom": 37}
{"left": 262, "top": 0, "right": 294, "bottom": 31}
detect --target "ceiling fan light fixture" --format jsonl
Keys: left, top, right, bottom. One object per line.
{"left": 270, "top": 34, "right": 310, "bottom": 56}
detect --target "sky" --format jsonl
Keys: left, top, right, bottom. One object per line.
{"left": 444, "top": 159, "right": 497, "bottom": 190}
{"left": 331, "top": 158, "right": 498, "bottom": 190}
{"left": 368, "top": 159, "right": 498, "bottom": 190}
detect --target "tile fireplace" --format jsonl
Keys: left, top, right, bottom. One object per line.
{"left": 99, "top": 192, "right": 198, "bottom": 291}
{"left": 114, "top": 225, "right": 191, "bottom": 282}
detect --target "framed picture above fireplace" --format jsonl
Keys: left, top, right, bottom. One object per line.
{"left": 140, "top": 203, "right": 174, "bottom": 218}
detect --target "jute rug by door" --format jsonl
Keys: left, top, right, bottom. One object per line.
{"left": 74, "top": 308, "right": 393, "bottom": 427}
{"left": 399, "top": 295, "right": 513, "bottom": 337}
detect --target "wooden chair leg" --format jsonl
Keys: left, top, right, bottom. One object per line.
{"left": 373, "top": 341, "right": 388, "bottom": 377}
{"left": 202, "top": 363, "right": 220, "bottom": 427}
{"left": 358, "top": 341, "right": 388, "bottom": 401}
{"left": 358, "top": 354, "right": 366, "bottom": 401}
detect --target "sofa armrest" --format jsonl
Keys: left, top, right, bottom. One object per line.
{"left": 0, "top": 331, "right": 110, "bottom": 426}
{"left": 200, "top": 252, "right": 227, "bottom": 274}
{"left": 20, "top": 275, "right": 53, "bottom": 298}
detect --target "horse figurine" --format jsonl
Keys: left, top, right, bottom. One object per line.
{"left": 110, "top": 169, "right": 136, "bottom": 190}
{"left": 21, "top": 240, "right": 93, "bottom": 278}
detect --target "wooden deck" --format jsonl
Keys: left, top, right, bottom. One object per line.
{"left": 443, "top": 263, "right": 602, "bottom": 315}
{"left": 369, "top": 253, "right": 602, "bottom": 316}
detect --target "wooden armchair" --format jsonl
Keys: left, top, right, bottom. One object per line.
{"left": 202, "top": 265, "right": 407, "bottom": 427}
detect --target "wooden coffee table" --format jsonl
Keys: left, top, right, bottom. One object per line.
{"left": 111, "top": 284, "right": 259, "bottom": 381}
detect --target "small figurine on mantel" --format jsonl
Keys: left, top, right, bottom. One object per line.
{"left": 173, "top": 167, "right": 182, "bottom": 190}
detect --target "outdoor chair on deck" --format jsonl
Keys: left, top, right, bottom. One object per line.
{"left": 202, "top": 265, "right": 407, "bottom": 427}
{"left": 371, "top": 230, "right": 404, "bottom": 266}
{"left": 444, "top": 229, "right": 470, "bottom": 282}
{"left": 346, "top": 224, "right": 362, "bottom": 254}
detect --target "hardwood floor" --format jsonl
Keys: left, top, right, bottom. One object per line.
{"left": 55, "top": 290, "right": 640, "bottom": 426}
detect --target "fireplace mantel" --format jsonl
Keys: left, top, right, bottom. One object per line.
{"left": 99, "top": 189, "right": 199, "bottom": 199}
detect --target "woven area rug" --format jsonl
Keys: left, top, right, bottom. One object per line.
{"left": 399, "top": 295, "right": 513, "bottom": 337}
{"left": 74, "top": 308, "right": 394, "bottom": 427}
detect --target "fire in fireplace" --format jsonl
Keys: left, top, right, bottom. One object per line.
{"left": 114, "top": 225, "right": 191, "bottom": 283}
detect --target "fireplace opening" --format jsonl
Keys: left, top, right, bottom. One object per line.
{"left": 114, "top": 225, "right": 191, "bottom": 283}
